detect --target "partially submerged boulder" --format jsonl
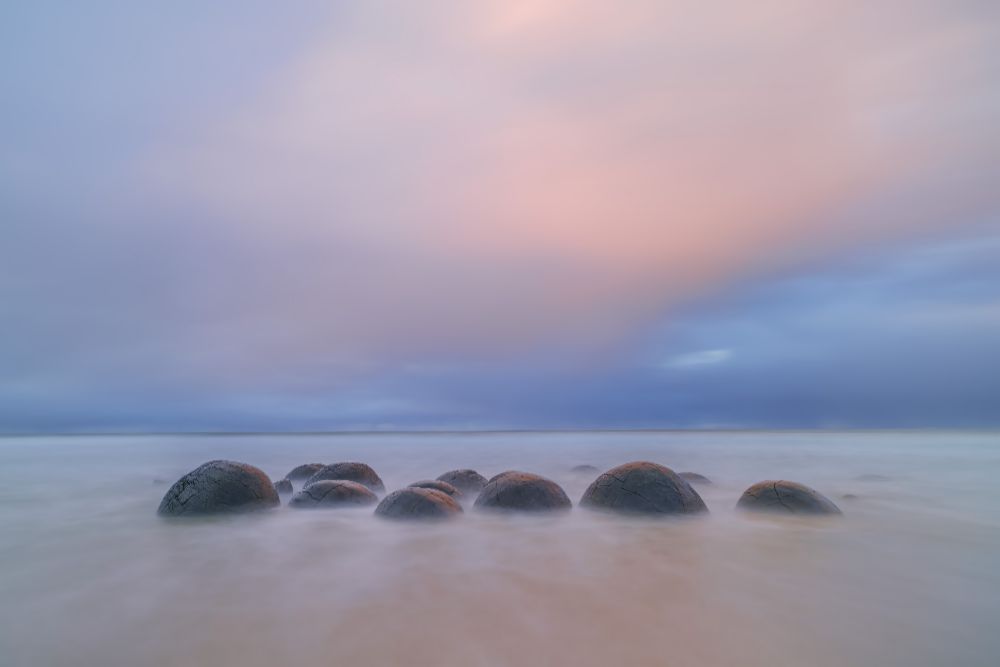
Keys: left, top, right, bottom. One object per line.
{"left": 678, "top": 472, "right": 712, "bottom": 485}
{"left": 409, "top": 480, "right": 462, "bottom": 498}
{"left": 474, "top": 472, "right": 572, "bottom": 513}
{"left": 580, "top": 462, "right": 708, "bottom": 516}
{"left": 285, "top": 463, "right": 325, "bottom": 482}
{"left": 736, "top": 480, "right": 841, "bottom": 515}
{"left": 486, "top": 470, "right": 517, "bottom": 484}
{"left": 158, "top": 460, "right": 280, "bottom": 516}
{"left": 289, "top": 480, "right": 378, "bottom": 509}
{"left": 305, "top": 462, "right": 385, "bottom": 493}
{"left": 375, "top": 488, "right": 463, "bottom": 520}
{"left": 855, "top": 474, "right": 890, "bottom": 482}
{"left": 571, "top": 464, "right": 600, "bottom": 474}
{"left": 274, "top": 478, "right": 293, "bottom": 496}
{"left": 436, "top": 469, "right": 487, "bottom": 494}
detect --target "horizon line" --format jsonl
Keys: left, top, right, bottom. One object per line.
{"left": 3, "top": 427, "right": 999, "bottom": 438}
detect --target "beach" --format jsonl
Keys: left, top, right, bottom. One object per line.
{"left": 1, "top": 430, "right": 998, "bottom": 666}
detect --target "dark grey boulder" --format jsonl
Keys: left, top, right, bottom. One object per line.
{"left": 580, "top": 462, "right": 708, "bottom": 516}
{"left": 736, "top": 480, "right": 842, "bottom": 515}
{"left": 289, "top": 480, "right": 378, "bottom": 509}
{"left": 436, "top": 469, "right": 488, "bottom": 494}
{"left": 286, "top": 463, "right": 325, "bottom": 482}
{"left": 571, "top": 464, "right": 600, "bottom": 474}
{"left": 305, "top": 462, "right": 385, "bottom": 493}
{"left": 375, "top": 488, "right": 463, "bottom": 520}
{"left": 409, "top": 480, "right": 462, "bottom": 498}
{"left": 157, "top": 460, "right": 280, "bottom": 516}
{"left": 678, "top": 472, "right": 712, "bottom": 485}
{"left": 274, "top": 478, "right": 293, "bottom": 496}
{"left": 474, "top": 472, "right": 572, "bottom": 513}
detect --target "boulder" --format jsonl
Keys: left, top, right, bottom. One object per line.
{"left": 274, "top": 478, "right": 293, "bottom": 496}
{"left": 486, "top": 470, "right": 517, "bottom": 484}
{"left": 571, "top": 464, "right": 600, "bottom": 474}
{"left": 474, "top": 472, "right": 572, "bottom": 513}
{"left": 157, "top": 460, "right": 280, "bottom": 516}
{"left": 408, "top": 480, "right": 462, "bottom": 498}
{"left": 375, "top": 488, "right": 463, "bottom": 520}
{"left": 305, "top": 462, "right": 385, "bottom": 493}
{"left": 436, "top": 469, "right": 488, "bottom": 494}
{"left": 580, "top": 462, "right": 707, "bottom": 516}
{"left": 736, "top": 480, "right": 842, "bottom": 515}
{"left": 855, "top": 474, "right": 890, "bottom": 482}
{"left": 289, "top": 480, "right": 378, "bottom": 509}
{"left": 678, "top": 471, "right": 712, "bottom": 485}
{"left": 285, "top": 463, "right": 325, "bottom": 482}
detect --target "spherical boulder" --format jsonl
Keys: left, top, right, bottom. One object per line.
{"left": 375, "top": 488, "right": 463, "bottom": 520}
{"left": 158, "top": 460, "right": 280, "bottom": 516}
{"left": 580, "top": 462, "right": 708, "bottom": 516}
{"left": 274, "top": 478, "right": 293, "bottom": 496}
{"left": 736, "top": 480, "right": 841, "bottom": 515}
{"left": 678, "top": 471, "right": 712, "bottom": 485}
{"left": 571, "top": 464, "right": 600, "bottom": 474}
{"left": 409, "top": 480, "right": 462, "bottom": 498}
{"left": 285, "top": 463, "right": 325, "bottom": 482}
{"left": 305, "top": 462, "right": 385, "bottom": 493}
{"left": 289, "top": 480, "right": 378, "bottom": 509}
{"left": 486, "top": 470, "right": 517, "bottom": 484}
{"left": 436, "top": 469, "right": 488, "bottom": 494}
{"left": 474, "top": 472, "right": 572, "bottom": 513}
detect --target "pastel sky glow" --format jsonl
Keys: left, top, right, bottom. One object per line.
{"left": 2, "top": 1, "right": 999, "bottom": 431}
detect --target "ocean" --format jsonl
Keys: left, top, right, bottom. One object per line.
{"left": 1, "top": 430, "right": 998, "bottom": 666}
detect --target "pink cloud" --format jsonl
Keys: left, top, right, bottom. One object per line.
{"left": 145, "top": 0, "right": 1000, "bottom": 378}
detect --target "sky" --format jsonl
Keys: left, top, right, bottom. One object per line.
{"left": 2, "top": 1, "right": 999, "bottom": 432}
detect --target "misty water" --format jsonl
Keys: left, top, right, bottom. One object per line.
{"left": 1, "top": 431, "right": 998, "bottom": 666}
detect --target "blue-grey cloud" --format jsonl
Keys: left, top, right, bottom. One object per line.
{"left": 336, "top": 231, "right": 1000, "bottom": 430}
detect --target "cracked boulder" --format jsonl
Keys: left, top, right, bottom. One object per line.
{"left": 408, "top": 480, "right": 462, "bottom": 498}
{"left": 274, "top": 478, "right": 293, "bottom": 496}
{"left": 580, "top": 462, "right": 708, "bottom": 516}
{"left": 375, "top": 487, "right": 463, "bottom": 520}
{"left": 289, "top": 480, "right": 378, "bottom": 509}
{"left": 305, "top": 462, "right": 385, "bottom": 493}
{"left": 736, "top": 480, "right": 841, "bottom": 515}
{"left": 474, "top": 472, "right": 572, "bottom": 513}
{"left": 486, "top": 470, "right": 517, "bottom": 484}
{"left": 285, "top": 463, "right": 326, "bottom": 482}
{"left": 678, "top": 472, "right": 712, "bottom": 485}
{"left": 436, "top": 469, "right": 488, "bottom": 495}
{"left": 158, "top": 460, "right": 280, "bottom": 516}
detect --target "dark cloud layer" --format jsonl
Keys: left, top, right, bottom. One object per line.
{"left": 347, "top": 233, "right": 1000, "bottom": 430}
